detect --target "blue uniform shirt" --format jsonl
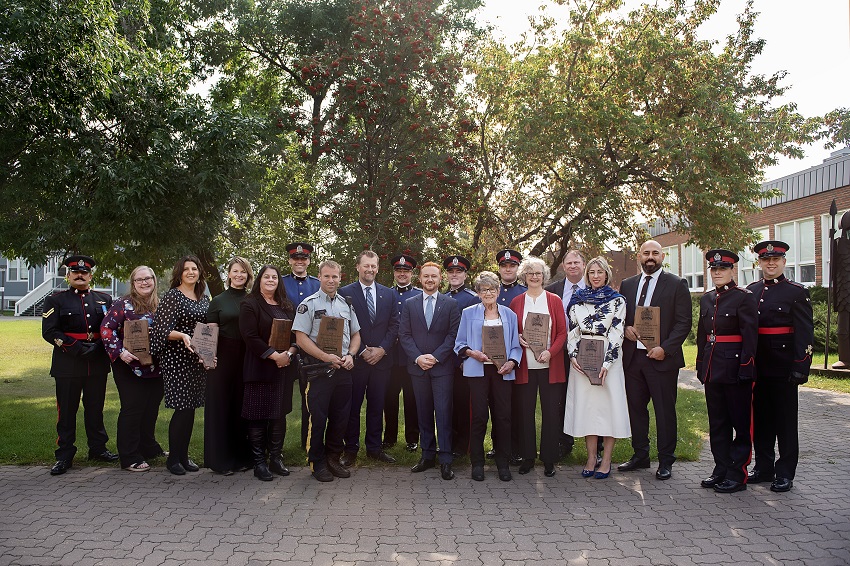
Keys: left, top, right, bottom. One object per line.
{"left": 282, "top": 273, "right": 320, "bottom": 307}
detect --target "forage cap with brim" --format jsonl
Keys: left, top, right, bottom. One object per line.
{"left": 706, "top": 249, "right": 738, "bottom": 268}
{"left": 64, "top": 255, "right": 96, "bottom": 272}
{"left": 496, "top": 249, "right": 522, "bottom": 265}
{"left": 286, "top": 242, "right": 313, "bottom": 259}
{"left": 753, "top": 240, "right": 789, "bottom": 259}
{"left": 391, "top": 254, "right": 417, "bottom": 270}
{"left": 442, "top": 255, "right": 471, "bottom": 271}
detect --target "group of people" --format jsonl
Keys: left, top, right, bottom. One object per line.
{"left": 42, "top": 237, "right": 813, "bottom": 494}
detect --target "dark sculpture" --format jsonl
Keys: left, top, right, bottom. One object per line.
{"left": 833, "top": 211, "right": 850, "bottom": 369}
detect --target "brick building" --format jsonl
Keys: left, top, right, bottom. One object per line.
{"left": 642, "top": 148, "right": 850, "bottom": 291}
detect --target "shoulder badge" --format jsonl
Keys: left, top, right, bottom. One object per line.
{"left": 297, "top": 304, "right": 308, "bottom": 314}
{"left": 43, "top": 308, "right": 55, "bottom": 318}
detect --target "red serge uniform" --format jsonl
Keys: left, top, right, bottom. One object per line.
{"left": 696, "top": 249, "right": 758, "bottom": 490}
{"left": 747, "top": 240, "right": 814, "bottom": 489}
{"left": 41, "top": 255, "right": 114, "bottom": 469}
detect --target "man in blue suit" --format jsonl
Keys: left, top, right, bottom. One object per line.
{"left": 339, "top": 251, "right": 399, "bottom": 466}
{"left": 399, "top": 261, "right": 461, "bottom": 480}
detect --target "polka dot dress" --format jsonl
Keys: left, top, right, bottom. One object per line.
{"left": 154, "top": 288, "right": 209, "bottom": 410}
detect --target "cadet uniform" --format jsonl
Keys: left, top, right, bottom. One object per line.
{"left": 41, "top": 255, "right": 116, "bottom": 474}
{"left": 696, "top": 250, "right": 758, "bottom": 493}
{"left": 281, "top": 242, "right": 320, "bottom": 450}
{"left": 385, "top": 254, "right": 422, "bottom": 450}
{"left": 292, "top": 287, "right": 360, "bottom": 480}
{"left": 496, "top": 249, "right": 526, "bottom": 462}
{"left": 444, "top": 255, "right": 480, "bottom": 455}
{"left": 747, "top": 240, "right": 814, "bottom": 492}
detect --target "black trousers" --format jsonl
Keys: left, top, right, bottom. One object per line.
{"left": 384, "top": 364, "right": 419, "bottom": 445}
{"left": 517, "top": 369, "right": 565, "bottom": 464}
{"left": 204, "top": 337, "right": 250, "bottom": 473}
{"left": 624, "top": 353, "right": 679, "bottom": 466}
{"left": 167, "top": 407, "right": 196, "bottom": 466}
{"left": 705, "top": 380, "right": 753, "bottom": 483}
{"left": 54, "top": 373, "right": 109, "bottom": 461}
{"left": 305, "top": 369, "right": 352, "bottom": 468}
{"left": 559, "top": 351, "right": 574, "bottom": 451}
{"left": 469, "top": 365, "right": 512, "bottom": 467}
{"left": 299, "top": 377, "right": 309, "bottom": 449}
{"left": 452, "top": 367, "right": 471, "bottom": 455}
{"left": 112, "top": 363, "right": 163, "bottom": 468}
{"left": 752, "top": 379, "right": 799, "bottom": 480}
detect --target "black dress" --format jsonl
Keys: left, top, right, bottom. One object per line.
{"left": 241, "top": 302, "right": 295, "bottom": 420}
{"left": 154, "top": 289, "right": 209, "bottom": 410}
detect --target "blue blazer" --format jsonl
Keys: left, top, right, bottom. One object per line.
{"left": 454, "top": 304, "right": 522, "bottom": 380}
{"left": 399, "top": 292, "right": 461, "bottom": 378}
{"left": 340, "top": 281, "right": 398, "bottom": 371}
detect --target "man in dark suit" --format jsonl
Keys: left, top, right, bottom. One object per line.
{"left": 339, "top": 251, "right": 399, "bottom": 466}
{"left": 618, "top": 240, "right": 692, "bottom": 480}
{"left": 399, "top": 261, "right": 461, "bottom": 480}
{"left": 545, "top": 249, "right": 587, "bottom": 457}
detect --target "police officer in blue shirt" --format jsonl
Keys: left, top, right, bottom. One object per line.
{"left": 281, "top": 242, "right": 320, "bottom": 449}
{"left": 384, "top": 254, "right": 423, "bottom": 451}
{"left": 443, "top": 255, "right": 479, "bottom": 455}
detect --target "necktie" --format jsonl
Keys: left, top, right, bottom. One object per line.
{"left": 425, "top": 295, "right": 434, "bottom": 329}
{"left": 638, "top": 275, "right": 652, "bottom": 306}
{"left": 365, "top": 286, "right": 376, "bottom": 323}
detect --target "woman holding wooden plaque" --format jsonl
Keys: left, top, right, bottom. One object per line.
{"left": 152, "top": 255, "right": 210, "bottom": 476}
{"left": 564, "top": 257, "right": 630, "bottom": 479}
{"left": 454, "top": 271, "right": 522, "bottom": 482}
{"left": 100, "top": 266, "right": 164, "bottom": 472}
{"left": 509, "top": 257, "right": 568, "bottom": 478}
{"left": 239, "top": 265, "right": 298, "bottom": 481}
{"left": 204, "top": 257, "right": 254, "bottom": 475}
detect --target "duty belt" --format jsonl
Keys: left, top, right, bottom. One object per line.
{"left": 758, "top": 326, "right": 794, "bottom": 335}
{"left": 707, "top": 334, "right": 742, "bottom": 343}
{"left": 66, "top": 332, "right": 100, "bottom": 341}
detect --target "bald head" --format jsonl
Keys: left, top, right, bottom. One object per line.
{"left": 638, "top": 240, "right": 664, "bottom": 275}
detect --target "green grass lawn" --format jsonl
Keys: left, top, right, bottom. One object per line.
{"left": 2, "top": 318, "right": 717, "bottom": 467}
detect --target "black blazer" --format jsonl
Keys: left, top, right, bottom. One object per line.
{"left": 398, "top": 292, "right": 461, "bottom": 378}
{"left": 621, "top": 270, "right": 692, "bottom": 372}
{"left": 544, "top": 278, "right": 567, "bottom": 297}
{"left": 339, "top": 281, "right": 398, "bottom": 371}
{"left": 239, "top": 297, "right": 295, "bottom": 383}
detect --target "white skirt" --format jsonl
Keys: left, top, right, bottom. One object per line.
{"left": 563, "top": 357, "right": 631, "bottom": 438}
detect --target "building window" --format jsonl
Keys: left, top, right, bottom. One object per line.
{"left": 776, "top": 219, "right": 815, "bottom": 285}
{"left": 682, "top": 244, "right": 704, "bottom": 291}
{"left": 738, "top": 227, "right": 769, "bottom": 285}
{"left": 8, "top": 258, "right": 28, "bottom": 282}
{"left": 662, "top": 245, "right": 679, "bottom": 277}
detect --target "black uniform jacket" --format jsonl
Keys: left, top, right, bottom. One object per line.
{"left": 696, "top": 283, "right": 758, "bottom": 385}
{"left": 239, "top": 297, "right": 295, "bottom": 384}
{"left": 42, "top": 288, "right": 112, "bottom": 377}
{"left": 747, "top": 275, "right": 814, "bottom": 383}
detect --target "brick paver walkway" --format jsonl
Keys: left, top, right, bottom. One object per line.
{"left": 1, "top": 371, "right": 848, "bottom": 565}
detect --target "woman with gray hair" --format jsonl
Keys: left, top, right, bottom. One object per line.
{"left": 509, "top": 257, "right": 568, "bottom": 477}
{"left": 564, "top": 256, "right": 630, "bottom": 479}
{"left": 454, "top": 271, "right": 523, "bottom": 481}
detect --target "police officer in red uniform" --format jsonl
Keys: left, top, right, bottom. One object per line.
{"left": 696, "top": 250, "right": 758, "bottom": 494}
{"left": 42, "top": 255, "right": 117, "bottom": 475}
{"left": 746, "top": 240, "right": 814, "bottom": 492}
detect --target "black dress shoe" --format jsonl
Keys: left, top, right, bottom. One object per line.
{"left": 440, "top": 463, "right": 454, "bottom": 480}
{"left": 700, "top": 474, "right": 723, "bottom": 488}
{"left": 405, "top": 442, "right": 419, "bottom": 452}
{"left": 518, "top": 459, "right": 534, "bottom": 474}
{"left": 509, "top": 454, "right": 523, "bottom": 466}
{"left": 326, "top": 458, "right": 351, "bottom": 478}
{"left": 182, "top": 459, "right": 199, "bottom": 472}
{"left": 89, "top": 450, "right": 119, "bottom": 463}
{"left": 339, "top": 452, "right": 357, "bottom": 468}
{"left": 498, "top": 467, "right": 512, "bottom": 482}
{"left": 367, "top": 450, "right": 396, "bottom": 463}
{"left": 167, "top": 461, "right": 186, "bottom": 476}
{"left": 485, "top": 449, "right": 496, "bottom": 459}
{"left": 656, "top": 466, "right": 672, "bottom": 481}
{"left": 411, "top": 458, "right": 435, "bottom": 473}
{"left": 747, "top": 469, "right": 774, "bottom": 484}
{"left": 471, "top": 464, "right": 485, "bottom": 481}
{"left": 543, "top": 463, "right": 555, "bottom": 477}
{"left": 618, "top": 456, "right": 650, "bottom": 472}
{"left": 312, "top": 467, "right": 334, "bottom": 482}
{"left": 770, "top": 477, "right": 793, "bottom": 492}
{"left": 50, "top": 460, "right": 71, "bottom": 475}
{"left": 714, "top": 479, "right": 746, "bottom": 493}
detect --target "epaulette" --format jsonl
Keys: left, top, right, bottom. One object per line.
{"left": 462, "top": 288, "right": 477, "bottom": 296}
{"left": 731, "top": 286, "right": 752, "bottom": 294}
{"left": 784, "top": 279, "right": 806, "bottom": 289}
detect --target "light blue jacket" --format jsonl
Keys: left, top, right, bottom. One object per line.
{"left": 454, "top": 303, "right": 522, "bottom": 380}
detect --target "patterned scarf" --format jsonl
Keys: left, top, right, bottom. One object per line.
{"left": 567, "top": 285, "right": 624, "bottom": 311}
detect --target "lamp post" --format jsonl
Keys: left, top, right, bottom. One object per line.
{"left": 0, "top": 264, "right": 6, "bottom": 316}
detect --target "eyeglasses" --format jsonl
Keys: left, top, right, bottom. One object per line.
{"left": 525, "top": 272, "right": 544, "bottom": 277}
{"left": 478, "top": 288, "right": 498, "bottom": 294}
{"left": 133, "top": 276, "right": 155, "bottom": 283}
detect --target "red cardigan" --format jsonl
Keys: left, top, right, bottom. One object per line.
{"left": 509, "top": 291, "right": 568, "bottom": 385}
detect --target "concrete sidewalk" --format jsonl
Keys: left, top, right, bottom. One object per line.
{"left": 1, "top": 371, "right": 849, "bottom": 565}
